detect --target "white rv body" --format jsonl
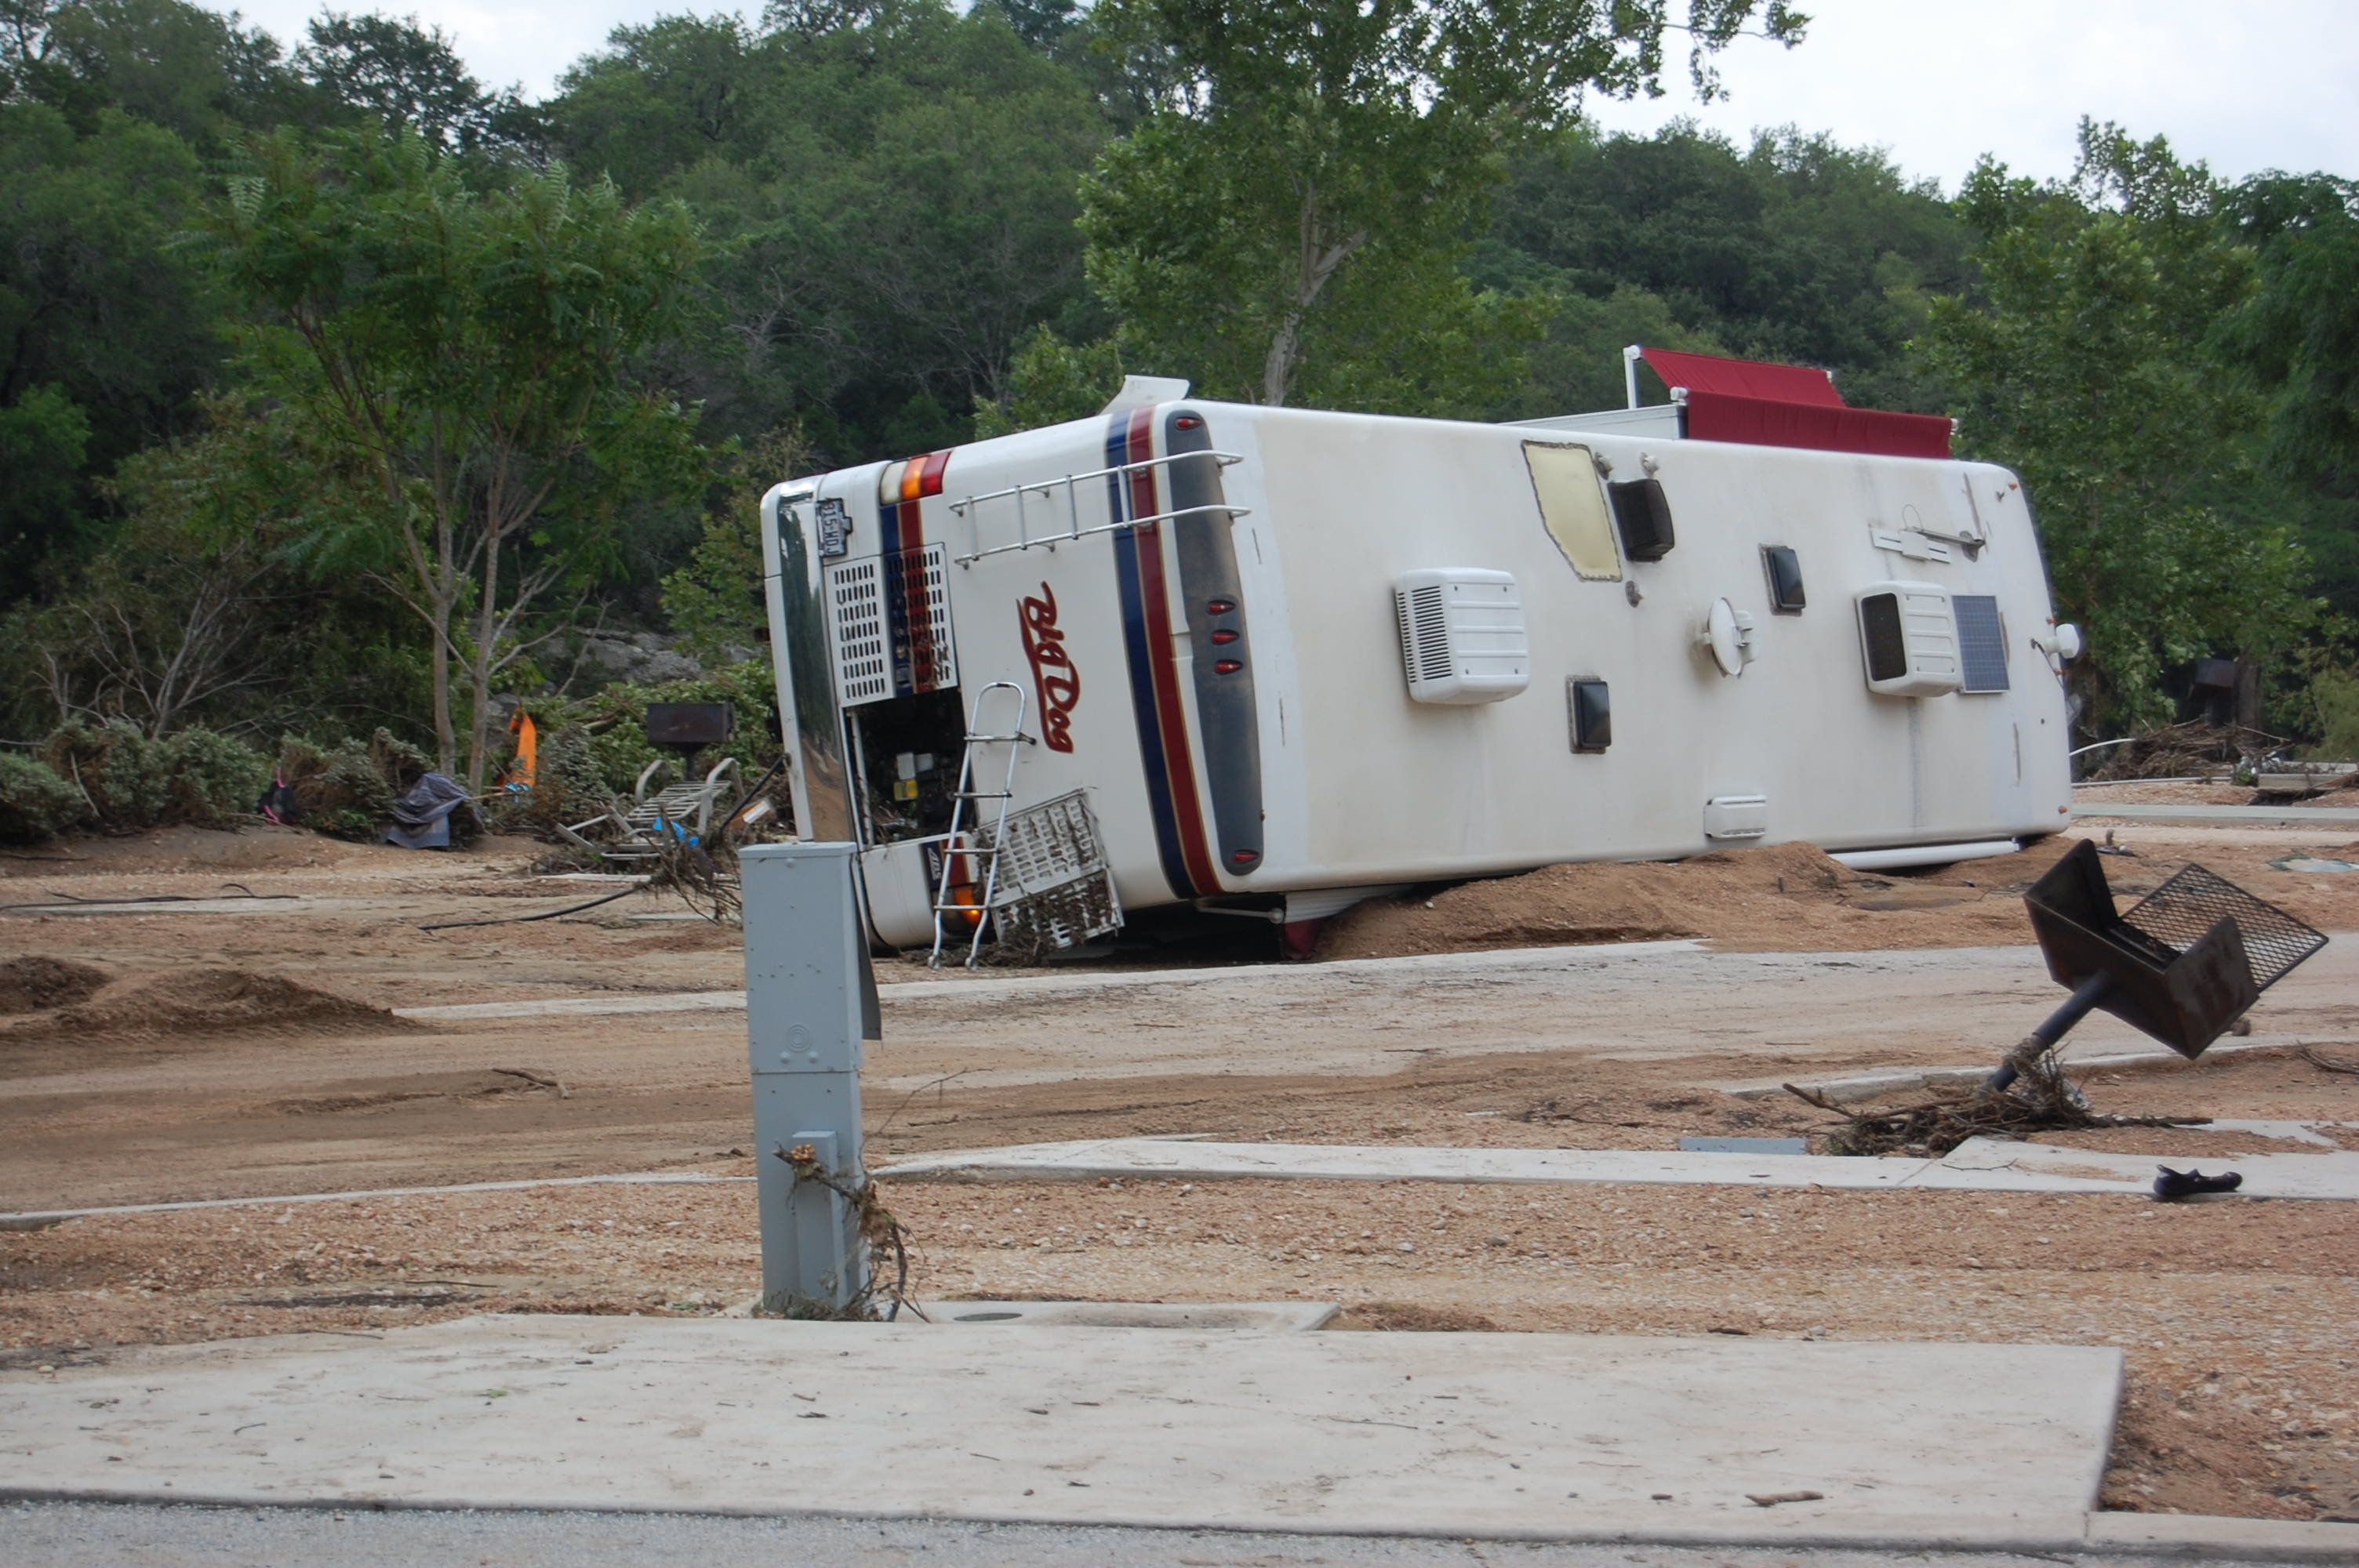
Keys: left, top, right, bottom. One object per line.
{"left": 760, "top": 398, "right": 2072, "bottom": 949}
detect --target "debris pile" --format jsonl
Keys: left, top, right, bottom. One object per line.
{"left": 0, "top": 956, "right": 110, "bottom": 1015}
{"left": 1, "top": 967, "right": 413, "bottom": 1046}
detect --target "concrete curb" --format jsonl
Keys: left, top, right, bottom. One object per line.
{"left": 0, "top": 1172, "right": 752, "bottom": 1232}
{"left": 1, "top": 1489, "right": 2351, "bottom": 1559}
{"left": 1711, "top": 1036, "right": 2324, "bottom": 1102}
{"left": 2074, "top": 804, "right": 2359, "bottom": 826}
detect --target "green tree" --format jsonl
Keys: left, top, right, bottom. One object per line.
{"left": 551, "top": 2, "right": 1111, "bottom": 462}
{"left": 0, "top": 100, "right": 221, "bottom": 588}
{"left": 1, "top": 0, "right": 300, "bottom": 147}
{"left": 2219, "top": 173, "right": 2359, "bottom": 619}
{"left": 1921, "top": 122, "right": 2313, "bottom": 735}
{"left": 2, "top": 398, "right": 434, "bottom": 744}
{"left": 207, "top": 127, "right": 711, "bottom": 786}
{"left": 1485, "top": 124, "right": 1970, "bottom": 412}
{"left": 296, "top": 11, "right": 538, "bottom": 155}
{"left": 1078, "top": 0, "right": 1803, "bottom": 411}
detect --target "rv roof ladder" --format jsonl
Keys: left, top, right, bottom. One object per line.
{"left": 947, "top": 451, "right": 1251, "bottom": 567}
{"left": 929, "top": 681, "right": 1033, "bottom": 969}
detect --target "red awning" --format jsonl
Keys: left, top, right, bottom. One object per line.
{"left": 1634, "top": 346, "right": 1953, "bottom": 459}
{"left": 1640, "top": 347, "right": 1844, "bottom": 408}
{"left": 1682, "top": 390, "right": 1956, "bottom": 461}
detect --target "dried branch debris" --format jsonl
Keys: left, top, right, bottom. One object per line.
{"left": 764, "top": 1142, "right": 924, "bottom": 1323}
{"left": 1784, "top": 1038, "right": 2207, "bottom": 1156}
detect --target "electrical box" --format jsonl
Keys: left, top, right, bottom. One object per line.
{"left": 1856, "top": 581, "right": 1962, "bottom": 698}
{"left": 1394, "top": 569, "right": 1531, "bottom": 705}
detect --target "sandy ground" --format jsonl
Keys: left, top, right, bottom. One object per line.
{"left": 6, "top": 797, "right": 2359, "bottom": 1526}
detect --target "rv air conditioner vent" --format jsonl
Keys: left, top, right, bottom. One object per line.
{"left": 1394, "top": 568, "right": 1530, "bottom": 705}
{"left": 1762, "top": 546, "right": 1806, "bottom": 613}
{"left": 1954, "top": 593, "right": 2009, "bottom": 692}
{"left": 1856, "top": 581, "right": 1962, "bottom": 698}
{"left": 1608, "top": 478, "right": 1675, "bottom": 561}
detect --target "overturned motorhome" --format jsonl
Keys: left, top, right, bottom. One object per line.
{"left": 760, "top": 348, "right": 2081, "bottom": 958}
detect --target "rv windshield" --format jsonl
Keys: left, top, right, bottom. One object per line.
{"left": 765, "top": 486, "right": 857, "bottom": 842}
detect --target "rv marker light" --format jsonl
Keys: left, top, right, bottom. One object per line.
{"left": 1214, "top": 659, "right": 1243, "bottom": 674}
{"left": 1210, "top": 629, "right": 1239, "bottom": 644}
{"left": 1175, "top": 415, "right": 1203, "bottom": 430}
{"left": 1206, "top": 597, "right": 1235, "bottom": 614}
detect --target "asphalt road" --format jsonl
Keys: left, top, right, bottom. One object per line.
{"left": 1, "top": 1501, "right": 2327, "bottom": 1568}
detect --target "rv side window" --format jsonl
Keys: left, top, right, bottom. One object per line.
{"left": 1761, "top": 546, "right": 1806, "bottom": 613}
{"left": 1521, "top": 443, "right": 1623, "bottom": 581}
{"left": 1568, "top": 678, "right": 1611, "bottom": 752}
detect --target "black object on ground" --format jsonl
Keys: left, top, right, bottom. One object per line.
{"left": 384, "top": 772, "right": 482, "bottom": 851}
{"left": 1987, "top": 839, "right": 2325, "bottom": 1091}
{"left": 2154, "top": 1166, "right": 2245, "bottom": 1200}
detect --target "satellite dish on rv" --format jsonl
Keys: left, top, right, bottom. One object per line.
{"left": 1101, "top": 375, "right": 1192, "bottom": 413}
{"left": 1699, "top": 597, "right": 1757, "bottom": 677}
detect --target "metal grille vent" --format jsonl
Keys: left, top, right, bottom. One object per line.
{"left": 976, "top": 789, "right": 1123, "bottom": 953}
{"left": 1954, "top": 593, "right": 2009, "bottom": 692}
{"left": 1396, "top": 584, "right": 1453, "bottom": 686}
{"left": 884, "top": 541, "right": 958, "bottom": 694}
{"left": 2121, "top": 863, "right": 2327, "bottom": 993}
{"left": 826, "top": 557, "right": 891, "bottom": 706}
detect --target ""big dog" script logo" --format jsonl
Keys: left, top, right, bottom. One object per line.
{"left": 1020, "top": 583, "right": 1080, "bottom": 753}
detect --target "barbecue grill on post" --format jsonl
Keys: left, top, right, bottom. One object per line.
{"left": 1989, "top": 839, "right": 2326, "bottom": 1092}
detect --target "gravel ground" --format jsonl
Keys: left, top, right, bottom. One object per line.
{"left": 8, "top": 802, "right": 2359, "bottom": 1533}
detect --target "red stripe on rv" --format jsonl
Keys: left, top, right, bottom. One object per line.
{"left": 897, "top": 453, "right": 940, "bottom": 691}
{"left": 1125, "top": 408, "right": 1221, "bottom": 893}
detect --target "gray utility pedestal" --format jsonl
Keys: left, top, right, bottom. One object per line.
{"left": 742, "top": 842, "right": 879, "bottom": 1312}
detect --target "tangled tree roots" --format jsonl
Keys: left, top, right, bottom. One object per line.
{"left": 1784, "top": 1036, "right": 2207, "bottom": 1157}
{"left": 642, "top": 832, "right": 740, "bottom": 924}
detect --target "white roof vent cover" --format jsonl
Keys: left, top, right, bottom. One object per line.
{"left": 1394, "top": 568, "right": 1531, "bottom": 705}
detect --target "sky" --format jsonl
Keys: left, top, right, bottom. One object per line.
{"left": 209, "top": 0, "right": 2359, "bottom": 191}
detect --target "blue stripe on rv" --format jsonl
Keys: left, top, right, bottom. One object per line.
{"left": 1107, "top": 413, "right": 1195, "bottom": 900}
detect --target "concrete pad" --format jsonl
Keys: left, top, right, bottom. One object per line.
{"left": 879, "top": 1136, "right": 2359, "bottom": 1200}
{"left": 397, "top": 991, "right": 751, "bottom": 1022}
{"left": 1711, "top": 1036, "right": 2302, "bottom": 1102}
{"left": 882, "top": 1138, "right": 1945, "bottom": 1190}
{"left": 1932, "top": 1137, "right": 2359, "bottom": 1200}
{"left": 918, "top": 1299, "right": 1338, "bottom": 1330}
{"left": 0, "top": 1172, "right": 752, "bottom": 1232}
{"left": 0, "top": 1314, "right": 2120, "bottom": 1541}
{"left": 2084, "top": 1510, "right": 2359, "bottom": 1561}
{"left": 2075, "top": 803, "right": 2359, "bottom": 825}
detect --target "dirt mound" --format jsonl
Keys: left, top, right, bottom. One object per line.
{"left": 2, "top": 967, "right": 414, "bottom": 1044}
{"left": 0, "top": 956, "right": 110, "bottom": 1015}
{"left": 1314, "top": 838, "right": 2067, "bottom": 960}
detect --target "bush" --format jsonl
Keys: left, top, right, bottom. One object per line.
{"left": 0, "top": 752, "right": 87, "bottom": 844}
{"left": 35, "top": 722, "right": 270, "bottom": 832}
{"left": 278, "top": 733, "right": 398, "bottom": 841}
{"left": 165, "top": 728, "right": 271, "bottom": 827}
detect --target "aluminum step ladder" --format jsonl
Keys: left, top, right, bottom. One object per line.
{"left": 929, "top": 681, "right": 1031, "bottom": 969}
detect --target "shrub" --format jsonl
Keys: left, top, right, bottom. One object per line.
{"left": 278, "top": 734, "right": 398, "bottom": 841}
{"left": 165, "top": 728, "right": 271, "bottom": 827}
{"left": 0, "top": 752, "right": 87, "bottom": 844}
{"left": 35, "top": 722, "right": 270, "bottom": 832}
